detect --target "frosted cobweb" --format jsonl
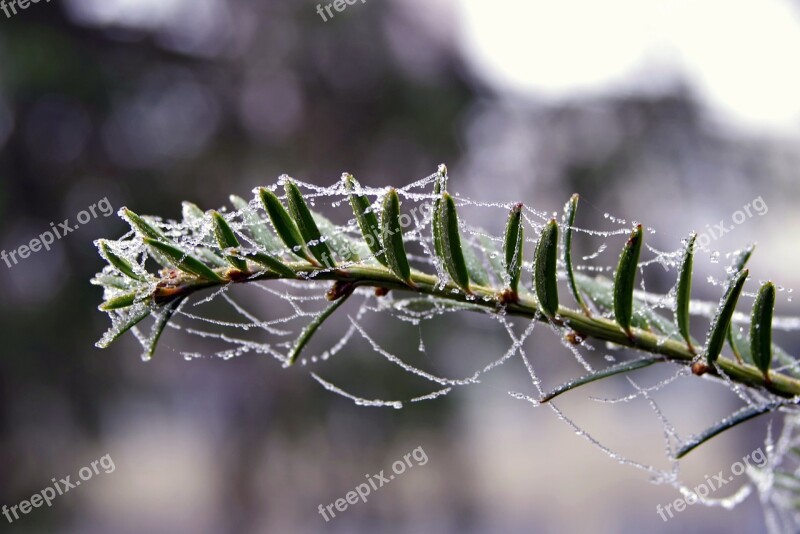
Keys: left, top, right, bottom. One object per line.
{"left": 92, "top": 166, "right": 800, "bottom": 531}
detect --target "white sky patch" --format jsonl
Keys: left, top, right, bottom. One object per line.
{"left": 456, "top": 0, "right": 800, "bottom": 134}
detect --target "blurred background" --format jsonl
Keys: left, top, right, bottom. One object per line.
{"left": 1, "top": 0, "right": 800, "bottom": 532}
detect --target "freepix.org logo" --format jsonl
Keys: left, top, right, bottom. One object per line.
{"left": 2, "top": 454, "right": 115, "bottom": 525}
{"left": 318, "top": 446, "right": 428, "bottom": 522}
{"left": 692, "top": 196, "right": 768, "bottom": 253}
{"left": 656, "top": 447, "right": 767, "bottom": 522}
{"left": 316, "top": 0, "right": 367, "bottom": 22}
{"left": 1, "top": 197, "right": 114, "bottom": 270}
{"left": 1, "top": 0, "right": 52, "bottom": 20}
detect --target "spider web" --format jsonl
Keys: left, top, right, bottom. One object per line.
{"left": 94, "top": 167, "right": 800, "bottom": 531}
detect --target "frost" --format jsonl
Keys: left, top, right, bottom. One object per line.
{"left": 311, "top": 373, "right": 404, "bottom": 409}
{"left": 94, "top": 167, "right": 800, "bottom": 528}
